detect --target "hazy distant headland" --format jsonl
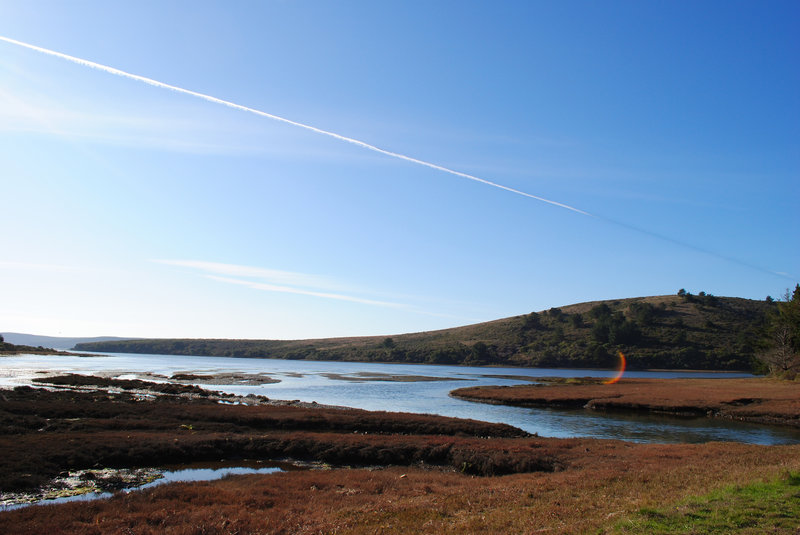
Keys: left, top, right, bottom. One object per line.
{"left": 75, "top": 293, "right": 774, "bottom": 372}
{"left": 1, "top": 333, "right": 134, "bottom": 350}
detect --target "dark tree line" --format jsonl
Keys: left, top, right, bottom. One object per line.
{"left": 759, "top": 284, "right": 800, "bottom": 378}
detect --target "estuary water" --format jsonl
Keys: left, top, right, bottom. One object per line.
{"left": 2, "top": 352, "right": 799, "bottom": 445}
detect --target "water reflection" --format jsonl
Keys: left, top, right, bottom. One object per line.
{"left": 510, "top": 407, "right": 792, "bottom": 444}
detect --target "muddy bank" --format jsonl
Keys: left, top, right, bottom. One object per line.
{"left": 451, "top": 377, "right": 800, "bottom": 427}
{"left": 33, "top": 373, "right": 215, "bottom": 396}
{"left": 321, "top": 371, "right": 467, "bottom": 382}
{"left": 169, "top": 372, "right": 281, "bottom": 385}
{"left": 1, "top": 468, "right": 163, "bottom": 509}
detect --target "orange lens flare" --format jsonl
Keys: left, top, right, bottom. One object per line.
{"left": 603, "top": 351, "right": 626, "bottom": 384}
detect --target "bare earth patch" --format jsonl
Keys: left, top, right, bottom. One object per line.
{"left": 321, "top": 371, "right": 467, "bottom": 382}
{"left": 170, "top": 372, "right": 281, "bottom": 385}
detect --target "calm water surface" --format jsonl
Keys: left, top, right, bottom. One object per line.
{"left": 2, "top": 352, "right": 798, "bottom": 445}
{"left": 1, "top": 464, "right": 283, "bottom": 511}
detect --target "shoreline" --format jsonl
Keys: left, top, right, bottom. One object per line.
{"left": 24, "top": 345, "right": 758, "bottom": 374}
{"left": 0, "top": 349, "right": 101, "bottom": 358}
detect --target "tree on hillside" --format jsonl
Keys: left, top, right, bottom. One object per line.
{"left": 759, "top": 285, "right": 800, "bottom": 377}
{"left": 522, "top": 312, "right": 540, "bottom": 330}
{"left": 628, "top": 302, "right": 658, "bottom": 326}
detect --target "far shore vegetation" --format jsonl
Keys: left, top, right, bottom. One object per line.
{"left": 74, "top": 290, "right": 800, "bottom": 374}
{"left": 0, "top": 334, "right": 74, "bottom": 356}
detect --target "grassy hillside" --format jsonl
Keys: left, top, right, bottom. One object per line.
{"left": 75, "top": 294, "right": 774, "bottom": 371}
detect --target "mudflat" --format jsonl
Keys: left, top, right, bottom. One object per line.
{"left": 452, "top": 377, "right": 800, "bottom": 427}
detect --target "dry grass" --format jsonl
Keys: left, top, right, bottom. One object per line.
{"left": 2, "top": 381, "right": 799, "bottom": 533}
{"left": 74, "top": 294, "right": 773, "bottom": 371}
{"left": 3, "top": 442, "right": 799, "bottom": 534}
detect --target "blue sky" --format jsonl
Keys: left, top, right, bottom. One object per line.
{"left": 1, "top": 1, "right": 798, "bottom": 339}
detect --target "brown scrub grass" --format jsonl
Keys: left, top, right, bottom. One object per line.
{"left": 3, "top": 442, "right": 799, "bottom": 534}
{"left": 452, "top": 377, "right": 800, "bottom": 427}
{"left": 2, "top": 381, "right": 800, "bottom": 533}
{"left": 0, "top": 386, "right": 534, "bottom": 491}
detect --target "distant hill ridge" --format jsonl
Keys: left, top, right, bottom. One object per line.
{"left": 74, "top": 294, "right": 774, "bottom": 371}
{"left": 1, "top": 333, "right": 135, "bottom": 350}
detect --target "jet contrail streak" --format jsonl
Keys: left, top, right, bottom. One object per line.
{"left": 2, "top": 35, "right": 795, "bottom": 281}
{"left": 0, "top": 35, "right": 591, "bottom": 216}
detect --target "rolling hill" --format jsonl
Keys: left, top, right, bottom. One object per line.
{"left": 74, "top": 293, "right": 774, "bottom": 371}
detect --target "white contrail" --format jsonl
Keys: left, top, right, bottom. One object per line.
{"left": 0, "top": 35, "right": 591, "bottom": 216}
{"left": 4, "top": 36, "right": 795, "bottom": 282}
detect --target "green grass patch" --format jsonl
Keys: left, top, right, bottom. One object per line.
{"left": 614, "top": 472, "right": 800, "bottom": 534}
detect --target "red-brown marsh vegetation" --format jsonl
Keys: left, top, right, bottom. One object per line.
{"left": 2, "top": 378, "right": 799, "bottom": 533}
{"left": 452, "top": 377, "right": 800, "bottom": 427}
{"left": 3, "top": 439, "right": 799, "bottom": 533}
{"left": 0, "top": 383, "right": 543, "bottom": 491}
